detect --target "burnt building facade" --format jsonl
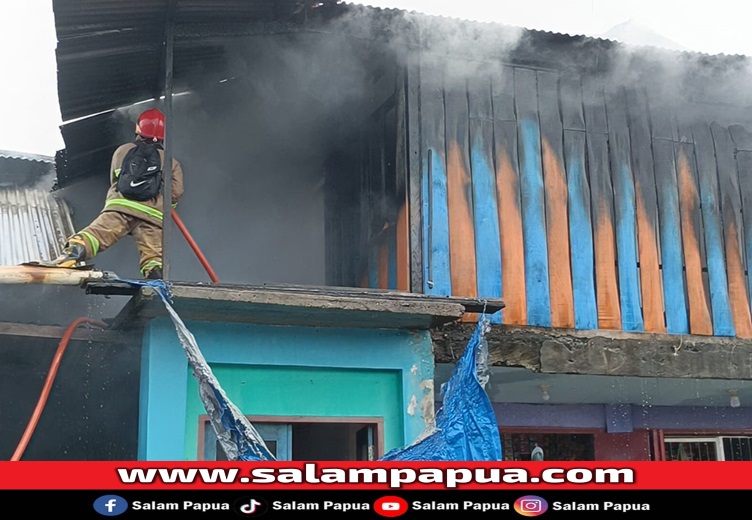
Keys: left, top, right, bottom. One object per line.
{"left": 1, "top": 1, "right": 750, "bottom": 461}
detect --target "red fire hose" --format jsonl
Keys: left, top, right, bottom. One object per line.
{"left": 10, "top": 211, "right": 218, "bottom": 460}
{"left": 11, "top": 317, "right": 109, "bottom": 461}
{"left": 172, "top": 210, "right": 220, "bottom": 284}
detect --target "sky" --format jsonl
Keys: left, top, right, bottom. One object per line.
{"left": 1, "top": 0, "right": 751, "bottom": 157}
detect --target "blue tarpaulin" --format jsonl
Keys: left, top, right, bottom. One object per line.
{"left": 380, "top": 315, "right": 502, "bottom": 461}
{"left": 127, "top": 280, "right": 501, "bottom": 461}
{"left": 121, "top": 279, "right": 275, "bottom": 461}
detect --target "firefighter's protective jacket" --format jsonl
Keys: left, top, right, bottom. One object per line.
{"left": 101, "top": 138, "right": 185, "bottom": 228}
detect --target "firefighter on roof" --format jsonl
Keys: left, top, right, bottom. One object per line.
{"left": 50, "top": 108, "right": 184, "bottom": 279}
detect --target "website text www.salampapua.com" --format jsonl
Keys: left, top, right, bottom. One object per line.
{"left": 116, "top": 464, "right": 634, "bottom": 488}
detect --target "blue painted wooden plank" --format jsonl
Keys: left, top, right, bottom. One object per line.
{"left": 470, "top": 132, "right": 502, "bottom": 322}
{"left": 692, "top": 123, "right": 735, "bottom": 336}
{"left": 420, "top": 66, "right": 451, "bottom": 296}
{"left": 651, "top": 140, "right": 689, "bottom": 334}
{"left": 515, "top": 68, "right": 551, "bottom": 327}
{"left": 605, "top": 89, "right": 644, "bottom": 332}
{"left": 563, "top": 130, "right": 597, "bottom": 329}
{"left": 422, "top": 148, "right": 452, "bottom": 296}
{"left": 469, "top": 75, "right": 502, "bottom": 324}
{"left": 517, "top": 116, "right": 551, "bottom": 327}
{"left": 613, "top": 161, "right": 644, "bottom": 332}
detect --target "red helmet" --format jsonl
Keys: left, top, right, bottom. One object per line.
{"left": 137, "top": 108, "right": 165, "bottom": 140}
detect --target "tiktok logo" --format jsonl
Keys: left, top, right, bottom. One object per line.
{"left": 241, "top": 499, "right": 263, "bottom": 514}
{"left": 234, "top": 497, "right": 268, "bottom": 516}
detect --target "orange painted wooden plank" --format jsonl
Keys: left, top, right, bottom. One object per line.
{"left": 711, "top": 123, "right": 752, "bottom": 338}
{"left": 634, "top": 189, "right": 665, "bottom": 332}
{"left": 537, "top": 71, "right": 574, "bottom": 329}
{"left": 541, "top": 137, "right": 574, "bottom": 327}
{"left": 736, "top": 149, "right": 752, "bottom": 307}
{"left": 396, "top": 202, "right": 409, "bottom": 291}
{"left": 447, "top": 142, "right": 478, "bottom": 323}
{"left": 582, "top": 79, "right": 621, "bottom": 330}
{"left": 587, "top": 134, "right": 622, "bottom": 330}
{"left": 493, "top": 120, "right": 527, "bottom": 325}
{"left": 726, "top": 219, "right": 752, "bottom": 337}
{"left": 675, "top": 147, "right": 713, "bottom": 335}
{"left": 445, "top": 79, "right": 478, "bottom": 324}
{"left": 626, "top": 88, "right": 665, "bottom": 333}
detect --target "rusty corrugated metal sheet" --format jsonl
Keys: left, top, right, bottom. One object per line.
{"left": 0, "top": 186, "right": 75, "bottom": 266}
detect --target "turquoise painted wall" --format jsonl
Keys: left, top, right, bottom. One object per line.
{"left": 139, "top": 317, "right": 434, "bottom": 460}
{"left": 184, "top": 365, "right": 402, "bottom": 459}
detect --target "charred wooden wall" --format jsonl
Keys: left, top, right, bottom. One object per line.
{"left": 371, "top": 54, "right": 752, "bottom": 338}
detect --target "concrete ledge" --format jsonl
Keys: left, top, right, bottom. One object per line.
{"left": 0, "top": 321, "right": 130, "bottom": 344}
{"left": 110, "top": 283, "right": 503, "bottom": 330}
{"left": 432, "top": 322, "right": 752, "bottom": 380}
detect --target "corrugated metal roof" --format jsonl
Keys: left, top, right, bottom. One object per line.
{"left": 53, "top": 0, "right": 340, "bottom": 186}
{"left": 53, "top": 0, "right": 322, "bottom": 122}
{"left": 0, "top": 152, "right": 73, "bottom": 264}
{"left": 0, "top": 152, "right": 56, "bottom": 187}
{"left": 0, "top": 150, "right": 55, "bottom": 163}
{"left": 52, "top": 0, "right": 750, "bottom": 187}
{"left": 0, "top": 187, "right": 75, "bottom": 265}
{"left": 351, "top": 3, "right": 750, "bottom": 58}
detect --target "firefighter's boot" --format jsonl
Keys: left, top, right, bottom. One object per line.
{"left": 146, "top": 266, "right": 163, "bottom": 280}
{"left": 50, "top": 242, "right": 86, "bottom": 268}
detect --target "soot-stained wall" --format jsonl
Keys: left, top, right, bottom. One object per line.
{"left": 388, "top": 37, "right": 752, "bottom": 337}
{"left": 58, "top": 32, "right": 393, "bottom": 286}
{"left": 0, "top": 334, "right": 141, "bottom": 461}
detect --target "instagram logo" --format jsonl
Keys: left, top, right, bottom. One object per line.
{"left": 514, "top": 495, "right": 548, "bottom": 516}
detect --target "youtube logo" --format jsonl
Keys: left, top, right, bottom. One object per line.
{"left": 374, "top": 496, "right": 409, "bottom": 517}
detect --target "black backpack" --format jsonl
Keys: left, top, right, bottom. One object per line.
{"left": 116, "top": 140, "right": 163, "bottom": 201}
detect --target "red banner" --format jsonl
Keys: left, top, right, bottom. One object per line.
{"left": 0, "top": 461, "right": 750, "bottom": 490}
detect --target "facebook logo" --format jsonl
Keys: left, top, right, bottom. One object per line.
{"left": 93, "top": 495, "right": 129, "bottom": 516}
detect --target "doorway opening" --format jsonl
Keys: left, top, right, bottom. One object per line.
{"left": 198, "top": 415, "right": 384, "bottom": 461}
{"left": 501, "top": 432, "right": 595, "bottom": 461}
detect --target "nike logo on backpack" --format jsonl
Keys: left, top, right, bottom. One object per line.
{"left": 130, "top": 180, "right": 148, "bottom": 187}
